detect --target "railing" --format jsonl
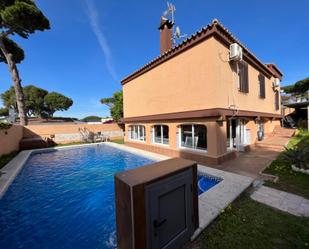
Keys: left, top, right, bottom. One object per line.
{"left": 282, "top": 96, "right": 308, "bottom": 105}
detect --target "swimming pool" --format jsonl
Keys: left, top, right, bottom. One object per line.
{"left": 0, "top": 144, "right": 221, "bottom": 249}
{"left": 198, "top": 174, "right": 222, "bottom": 195}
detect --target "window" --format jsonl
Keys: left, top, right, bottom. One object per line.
{"left": 238, "top": 61, "right": 249, "bottom": 93}
{"left": 275, "top": 90, "right": 280, "bottom": 110}
{"left": 180, "top": 124, "right": 207, "bottom": 150}
{"left": 128, "top": 125, "right": 145, "bottom": 141}
{"left": 258, "top": 73, "right": 266, "bottom": 98}
{"left": 153, "top": 125, "right": 169, "bottom": 145}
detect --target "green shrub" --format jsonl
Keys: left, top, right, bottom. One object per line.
{"left": 297, "top": 134, "right": 309, "bottom": 150}
{"left": 281, "top": 146, "right": 309, "bottom": 170}
{"left": 297, "top": 119, "right": 308, "bottom": 130}
{"left": 0, "top": 151, "right": 17, "bottom": 169}
{"left": 0, "top": 122, "right": 12, "bottom": 130}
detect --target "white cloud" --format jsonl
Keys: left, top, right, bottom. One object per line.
{"left": 83, "top": 0, "right": 118, "bottom": 82}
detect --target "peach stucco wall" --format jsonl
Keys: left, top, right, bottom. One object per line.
{"left": 282, "top": 107, "right": 295, "bottom": 116}
{"left": 23, "top": 123, "right": 124, "bottom": 144}
{"left": 123, "top": 37, "right": 217, "bottom": 118}
{"left": 264, "top": 119, "right": 281, "bottom": 134}
{"left": 123, "top": 36, "right": 281, "bottom": 118}
{"left": 23, "top": 123, "right": 123, "bottom": 138}
{"left": 0, "top": 125, "right": 23, "bottom": 156}
{"left": 213, "top": 40, "right": 281, "bottom": 116}
{"left": 124, "top": 118, "right": 228, "bottom": 159}
{"left": 125, "top": 118, "right": 279, "bottom": 158}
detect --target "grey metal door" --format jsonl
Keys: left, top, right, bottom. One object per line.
{"left": 146, "top": 169, "right": 194, "bottom": 249}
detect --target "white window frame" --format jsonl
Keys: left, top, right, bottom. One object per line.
{"left": 227, "top": 119, "right": 249, "bottom": 150}
{"left": 178, "top": 124, "right": 207, "bottom": 152}
{"left": 152, "top": 125, "right": 169, "bottom": 146}
{"left": 128, "top": 125, "right": 145, "bottom": 142}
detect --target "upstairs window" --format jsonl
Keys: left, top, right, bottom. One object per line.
{"left": 258, "top": 73, "right": 266, "bottom": 98}
{"left": 238, "top": 61, "right": 249, "bottom": 93}
{"left": 153, "top": 125, "right": 169, "bottom": 145}
{"left": 128, "top": 125, "right": 146, "bottom": 142}
{"left": 275, "top": 91, "right": 280, "bottom": 110}
{"left": 180, "top": 124, "right": 207, "bottom": 151}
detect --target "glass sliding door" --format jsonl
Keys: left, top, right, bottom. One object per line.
{"left": 227, "top": 119, "right": 246, "bottom": 150}
{"left": 128, "top": 125, "right": 146, "bottom": 142}
{"left": 227, "top": 119, "right": 237, "bottom": 149}
{"left": 180, "top": 124, "right": 207, "bottom": 151}
{"left": 181, "top": 125, "right": 193, "bottom": 148}
{"left": 153, "top": 125, "right": 169, "bottom": 145}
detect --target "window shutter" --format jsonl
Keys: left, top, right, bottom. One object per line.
{"left": 238, "top": 62, "right": 243, "bottom": 91}
{"left": 275, "top": 91, "right": 279, "bottom": 110}
{"left": 239, "top": 61, "right": 249, "bottom": 93}
{"left": 244, "top": 62, "right": 249, "bottom": 93}
{"left": 259, "top": 73, "right": 265, "bottom": 98}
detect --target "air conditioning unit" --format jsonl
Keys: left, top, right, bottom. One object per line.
{"left": 229, "top": 43, "right": 243, "bottom": 61}
{"left": 272, "top": 78, "right": 280, "bottom": 87}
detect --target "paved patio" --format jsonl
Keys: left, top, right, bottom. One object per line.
{"left": 213, "top": 128, "right": 295, "bottom": 179}
{"left": 251, "top": 186, "right": 309, "bottom": 217}
{"left": 214, "top": 147, "right": 281, "bottom": 179}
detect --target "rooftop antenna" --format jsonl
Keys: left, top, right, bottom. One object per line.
{"left": 163, "top": 1, "right": 187, "bottom": 44}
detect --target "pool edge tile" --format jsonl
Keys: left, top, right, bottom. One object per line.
{"left": 0, "top": 150, "right": 33, "bottom": 198}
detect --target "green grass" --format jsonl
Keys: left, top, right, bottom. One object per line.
{"left": 54, "top": 141, "right": 90, "bottom": 147}
{"left": 263, "top": 159, "right": 309, "bottom": 199}
{"left": 0, "top": 151, "right": 18, "bottom": 170}
{"left": 53, "top": 139, "right": 124, "bottom": 148}
{"left": 193, "top": 194, "right": 309, "bottom": 249}
{"left": 54, "top": 138, "right": 125, "bottom": 147}
{"left": 110, "top": 138, "right": 124, "bottom": 144}
{"left": 287, "top": 129, "right": 309, "bottom": 148}
{"left": 263, "top": 130, "right": 309, "bottom": 199}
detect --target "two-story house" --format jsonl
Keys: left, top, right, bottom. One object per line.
{"left": 121, "top": 18, "right": 283, "bottom": 165}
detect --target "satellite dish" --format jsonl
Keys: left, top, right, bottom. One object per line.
{"left": 167, "top": 2, "right": 176, "bottom": 13}
{"left": 163, "top": 1, "right": 176, "bottom": 20}
{"left": 162, "top": 1, "right": 187, "bottom": 43}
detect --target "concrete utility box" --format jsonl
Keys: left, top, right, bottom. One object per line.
{"left": 114, "top": 158, "right": 199, "bottom": 249}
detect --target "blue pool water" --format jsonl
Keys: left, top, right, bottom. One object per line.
{"left": 0, "top": 145, "right": 154, "bottom": 249}
{"left": 197, "top": 174, "right": 222, "bottom": 195}
{"left": 0, "top": 144, "right": 221, "bottom": 249}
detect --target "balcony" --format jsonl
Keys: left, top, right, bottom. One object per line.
{"left": 282, "top": 95, "right": 309, "bottom": 108}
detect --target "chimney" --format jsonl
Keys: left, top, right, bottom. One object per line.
{"left": 158, "top": 16, "right": 173, "bottom": 54}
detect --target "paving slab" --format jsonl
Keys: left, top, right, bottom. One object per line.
{"left": 251, "top": 186, "right": 309, "bottom": 217}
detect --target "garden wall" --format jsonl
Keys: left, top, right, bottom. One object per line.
{"left": 0, "top": 125, "right": 23, "bottom": 156}
{"left": 23, "top": 123, "right": 124, "bottom": 144}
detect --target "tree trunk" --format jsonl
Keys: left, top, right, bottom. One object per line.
{"left": 0, "top": 38, "right": 28, "bottom": 125}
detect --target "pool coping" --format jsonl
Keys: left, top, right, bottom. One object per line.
{"left": 0, "top": 142, "right": 253, "bottom": 240}
{"left": 192, "top": 165, "right": 253, "bottom": 240}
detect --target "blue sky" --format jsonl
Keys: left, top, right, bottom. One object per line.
{"left": 0, "top": 0, "right": 308, "bottom": 118}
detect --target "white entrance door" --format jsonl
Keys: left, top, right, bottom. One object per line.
{"left": 227, "top": 119, "right": 246, "bottom": 150}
